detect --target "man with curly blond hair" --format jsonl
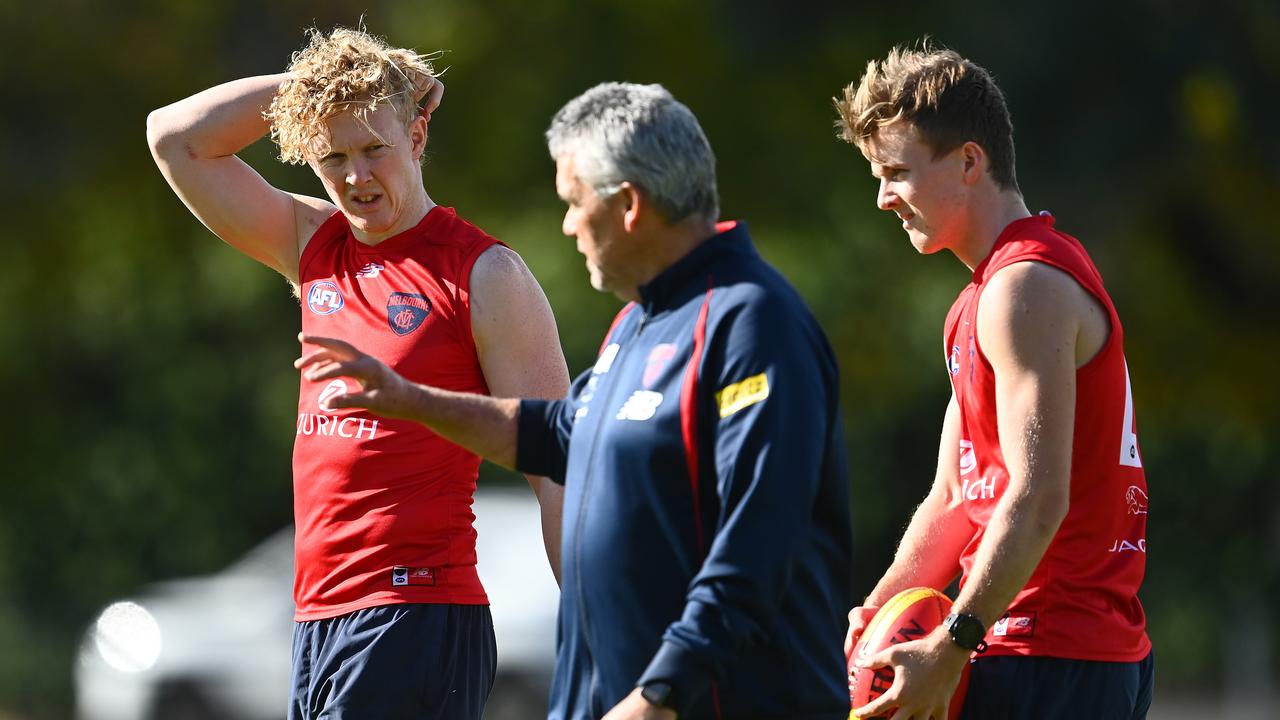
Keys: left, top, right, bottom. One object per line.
{"left": 834, "top": 44, "right": 1153, "bottom": 719}
{"left": 147, "top": 26, "right": 569, "bottom": 719}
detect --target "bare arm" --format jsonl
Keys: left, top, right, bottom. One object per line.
{"left": 146, "top": 74, "right": 334, "bottom": 282}
{"left": 949, "top": 262, "right": 1077, "bottom": 625}
{"left": 845, "top": 394, "right": 973, "bottom": 656}
{"left": 470, "top": 245, "right": 571, "bottom": 584}
{"left": 854, "top": 261, "right": 1081, "bottom": 719}
{"left": 870, "top": 395, "right": 973, "bottom": 602}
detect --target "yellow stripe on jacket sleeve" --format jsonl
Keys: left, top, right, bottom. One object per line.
{"left": 715, "top": 372, "right": 770, "bottom": 418}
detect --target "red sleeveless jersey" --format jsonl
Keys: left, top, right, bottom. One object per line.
{"left": 944, "top": 213, "right": 1150, "bottom": 661}
{"left": 292, "top": 206, "right": 497, "bottom": 621}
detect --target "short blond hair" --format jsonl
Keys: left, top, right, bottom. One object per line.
{"left": 834, "top": 43, "right": 1019, "bottom": 191}
{"left": 266, "top": 27, "right": 438, "bottom": 164}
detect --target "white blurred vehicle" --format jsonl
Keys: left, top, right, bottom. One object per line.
{"left": 75, "top": 487, "right": 560, "bottom": 720}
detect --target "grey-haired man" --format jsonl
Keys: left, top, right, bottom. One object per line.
{"left": 296, "top": 82, "right": 853, "bottom": 720}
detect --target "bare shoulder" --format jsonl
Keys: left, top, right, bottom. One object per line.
{"left": 470, "top": 244, "right": 547, "bottom": 314}
{"left": 472, "top": 244, "right": 535, "bottom": 285}
{"left": 980, "top": 261, "right": 1109, "bottom": 367}
{"left": 980, "top": 261, "right": 1091, "bottom": 322}
{"left": 977, "top": 261, "right": 1087, "bottom": 365}
{"left": 468, "top": 243, "right": 555, "bottom": 340}
{"left": 468, "top": 244, "right": 568, "bottom": 398}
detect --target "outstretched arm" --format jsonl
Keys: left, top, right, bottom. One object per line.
{"left": 295, "top": 334, "right": 523, "bottom": 468}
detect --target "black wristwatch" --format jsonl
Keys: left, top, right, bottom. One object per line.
{"left": 942, "top": 612, "right": 989, "bottom": 653}
{"left": 640, "top": 681, "right": 675, "bottom": 709}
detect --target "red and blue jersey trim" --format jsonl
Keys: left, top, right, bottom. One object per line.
{"left": 679, "top": 280, "right": 713, "bottom": 555}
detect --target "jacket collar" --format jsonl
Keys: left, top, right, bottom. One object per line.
{"left": 636, "top": 221, "right": 755, "bottom": 313}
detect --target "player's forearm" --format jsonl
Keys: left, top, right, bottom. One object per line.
{"left": 866, "top": 488, "right": 971, "bottom": 605}
{"left": 866, "top": 394, "right": 971, "bottom": 606}
{"left": 526, "top": 476, "right": 564, "bottom": 585}
{"left": 399, "top": 384, "right": 521, "bottom": 469}
{"left": 950, "top": 484, "right": 1068, "bottom": 626}
{"left": 147, "top": 74, "right": 289, "bottom": 161}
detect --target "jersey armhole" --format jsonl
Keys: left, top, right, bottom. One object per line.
{"left": 297, "top": 210, "right": 347, "bottom": 281}
{"left": 975, "top": 256, "right": 1120, "bottom": 375}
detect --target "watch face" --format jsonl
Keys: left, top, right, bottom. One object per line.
{"left": 946, "top": 613, "right": 986, "bottom": 649}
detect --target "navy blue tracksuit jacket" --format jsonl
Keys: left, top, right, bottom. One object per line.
{"left": 517, "top": 222, "right": 852, "bottom": 719}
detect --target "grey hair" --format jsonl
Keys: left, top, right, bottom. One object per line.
{"left": 546, "top": 82, "right": 719, "bottom": 224}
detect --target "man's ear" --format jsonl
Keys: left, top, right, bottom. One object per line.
{"left": 620, "top": 183, "right": 644, "bottom": 232}
{"left": 409, "top": 115, "right": 429, "bottom": 159}
{"left": 961, "top": 141, "right": 987, "bottom": 185}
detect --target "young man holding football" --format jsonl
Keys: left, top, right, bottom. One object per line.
{"left": 834, "top": 44, "right": 1153, "bottom": 719}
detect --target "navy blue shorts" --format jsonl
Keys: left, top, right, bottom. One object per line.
{"left": 958, "top": 651, "right": 1154, "bottom": 720}
{"left": 289, "top": 604, "right": 496, "bottom": 720}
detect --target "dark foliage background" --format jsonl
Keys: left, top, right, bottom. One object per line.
{"left": 1, "top": 0, "right": 1276, "bottom": 716}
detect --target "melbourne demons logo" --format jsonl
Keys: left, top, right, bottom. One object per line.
{"left": 642, "top": 344, "right": 677, "bottom": 388}
{"left": 387, "top": 292, "right": 432, "bottom": 336}
{"left": 307, "top": 281, "right": 344, "bottom": 315}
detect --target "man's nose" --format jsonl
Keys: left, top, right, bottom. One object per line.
{"left": 876, "top": 178, "right": 896, "bottom": 211}
{"left": 347, "top": 158, "right": 373, "bottom": 186}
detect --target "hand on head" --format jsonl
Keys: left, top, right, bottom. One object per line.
{"left": 414, "top": 73, "right": 444, "bottom": 122}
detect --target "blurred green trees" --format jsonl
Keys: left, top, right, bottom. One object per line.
{"left": 1, "top": 0, "right": 1277, "bottom": 716}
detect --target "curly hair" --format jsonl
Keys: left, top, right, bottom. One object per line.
{"left": 266, "top": 27, "right": 439, "bottom": 165}
{"left": 834, "top": 42, "right": 1019, "bottom": 192}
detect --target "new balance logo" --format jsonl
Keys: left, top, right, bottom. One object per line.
{"left": 616, "top": 390, "right": 664, "bottom": 421}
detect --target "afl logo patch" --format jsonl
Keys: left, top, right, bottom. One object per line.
{"left": 307, "top": 281, "right": 344, "bottom": 315}
{"left": 387, "top": 293, "right": 432, "bottom": 335}
{"left": 948, "top": 345, "right": 961, "bottom": 376}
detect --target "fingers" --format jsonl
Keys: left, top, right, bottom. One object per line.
{"left": 421, "top": 78, "right": 444, "bottom": 120}
{"left": 294, "top": 349, "right": 338, "bottom": 370}
{"left": 856, "top": 645, "right": 897, "bottom": 671}
{"left": 846, "top": 605, "right": 877, "bottom": 657}
{"left": 857, "top": 701, "right": 948, "bottom": 720}
{"left": 853, "top": 671, "right": 904, "bottom": 718}
{"left": 320, "top": 390, "right": 372, "bottom": 411}
{"left": 296, "top": 335, "right": 368, "bottom": 375}
{"left": 302, "top": 361, "right": 351, "bottom": 384}
{"left": 298, "top": 333, "right": 361, "bottom": 359}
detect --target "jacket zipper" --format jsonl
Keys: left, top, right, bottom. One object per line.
{"left": 575, "top": 310, "right": 648, "bottom": 713}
